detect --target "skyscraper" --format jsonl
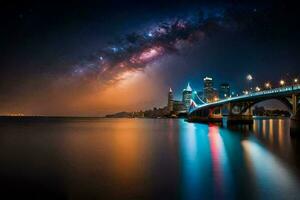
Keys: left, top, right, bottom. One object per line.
{"left": 182, "top": 83, "right": 192, "bottom": 110}
{"left": 203, "top": 77, "right": 215, "bottom": 102}
{"left": 219, "top": 83, "right": 230, "bottom": 99}
{"left": 168, "top": 88, "right": 173, "bottom": 113}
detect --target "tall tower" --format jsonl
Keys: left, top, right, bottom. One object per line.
{"left": 182, "top": 83, "right": 192, "bottom": 110}
{"left": 168, "top": 88, "right": 174, "bottom": 113}
{"left": 203, "top": 77, "right": 214, "bottom": 102}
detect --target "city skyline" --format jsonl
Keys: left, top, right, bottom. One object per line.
{"left": 1, "top": 0, "right": 300, "bottom": 116}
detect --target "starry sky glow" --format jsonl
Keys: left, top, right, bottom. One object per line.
{"left": 0, "top": 0, "right": 299, "bottom": 116}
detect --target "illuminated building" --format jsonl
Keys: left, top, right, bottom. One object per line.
{"left": 168, "top": 88, "right": 174, "bottom": 113}
{"left": 166, "top": 84, "right": 191, "bottom": 116}
{"left": 173, "top": 100, "right": 186, "bottom": 112}
{"left": 182, "top": 83, "right": 192, "bottom": 110}
{"left": 219, "top": 83, "right": 230, "bottom": 99}
{"left": 203, "top": 77, "right": 217, "bottom": 102}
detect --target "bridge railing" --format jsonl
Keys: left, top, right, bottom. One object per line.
{"left": 245, "top": 84, "right": 300, "bottom": 97}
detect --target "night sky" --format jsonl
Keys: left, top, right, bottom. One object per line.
{"left": 0, "top": 0, "right": 299, "bottom": 116}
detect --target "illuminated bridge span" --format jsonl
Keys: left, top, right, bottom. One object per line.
{"left": 188, "top": 85, "right": 300, "bottom": 125}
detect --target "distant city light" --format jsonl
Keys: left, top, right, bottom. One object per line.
{"left": 246, "top": 74, "right": 253, "bottom": 81}
{"left": 265, "top": 82, "right": 271, "bottom": 88}
{"left": 204, "top": 76, "right": 212, "bottom": 81}
{"left": 280, "top": 80, "right": 285, "bottom": 86}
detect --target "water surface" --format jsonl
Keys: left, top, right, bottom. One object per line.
{"left": 0, "top": 118, "right": 299, "bottom": 199}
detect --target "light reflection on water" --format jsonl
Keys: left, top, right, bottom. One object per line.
{"left": 180, "top": 121, "right": 204, "bottom": 199}
{"left": 242, "top": 139, "right": 299, "bottom": 199}
{"left": 252, "top": 119, "right": 293, "bottom": 159}
{"left": 0, "top": 118, "right": 300, "bottom": 199}
{"left": 208, "top": 125, "right": 233, "bottom": 199}
{"left": 178, "top": 118, "right": 300, "bottom": 199}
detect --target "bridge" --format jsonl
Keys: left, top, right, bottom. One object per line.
{"left": 188, "top": 84, "right": 300, "bottom": 125}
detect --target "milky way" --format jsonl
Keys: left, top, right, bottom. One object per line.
{"left": 71, "top": 8, "right": 234, "bottom": 84}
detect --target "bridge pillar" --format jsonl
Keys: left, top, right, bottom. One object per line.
{"left": 208, "top": 108, "right": 214, "bottom": 117}
{"left": 247, "top": 107, "right": 252, "bottom": 116}
{"left": 228, "top": 103, "right": 232, "bottom": 115}
{"left": 291, "top": 95, "right": 300, "bottom": 135}
{"left": 292, "top": 94, "right": 298, "bottom": 116}
{"left": 246, "top": 103, "right": 253, "bottom": 116}
{"left": 222, "top": 102, "right": 253, "bottom": 126}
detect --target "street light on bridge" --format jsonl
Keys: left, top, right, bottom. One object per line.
{"left": 294, "top": 78, "right": 298, "bottom": 84}
{"left": 280, "top": 80, "right": 285, "bottom": 86}
{"left": 246, "top": 74, "right": 253, "bottom": 92}
{"left": 255, "top": 86, "right": 261, "bottom": 92}
{"left": 265, "top": 82, "right": 271, "bottom": 89}
{"left": 243, "top": 90, "right": 249, "bottom": 95}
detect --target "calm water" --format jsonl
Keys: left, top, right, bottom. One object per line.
{"left": 0, "top": 118, "right": 300, "bottom": 199}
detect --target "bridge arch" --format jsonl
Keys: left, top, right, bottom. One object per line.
{"left": 240, "top": 97, "right": 293, "bottom": 114}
